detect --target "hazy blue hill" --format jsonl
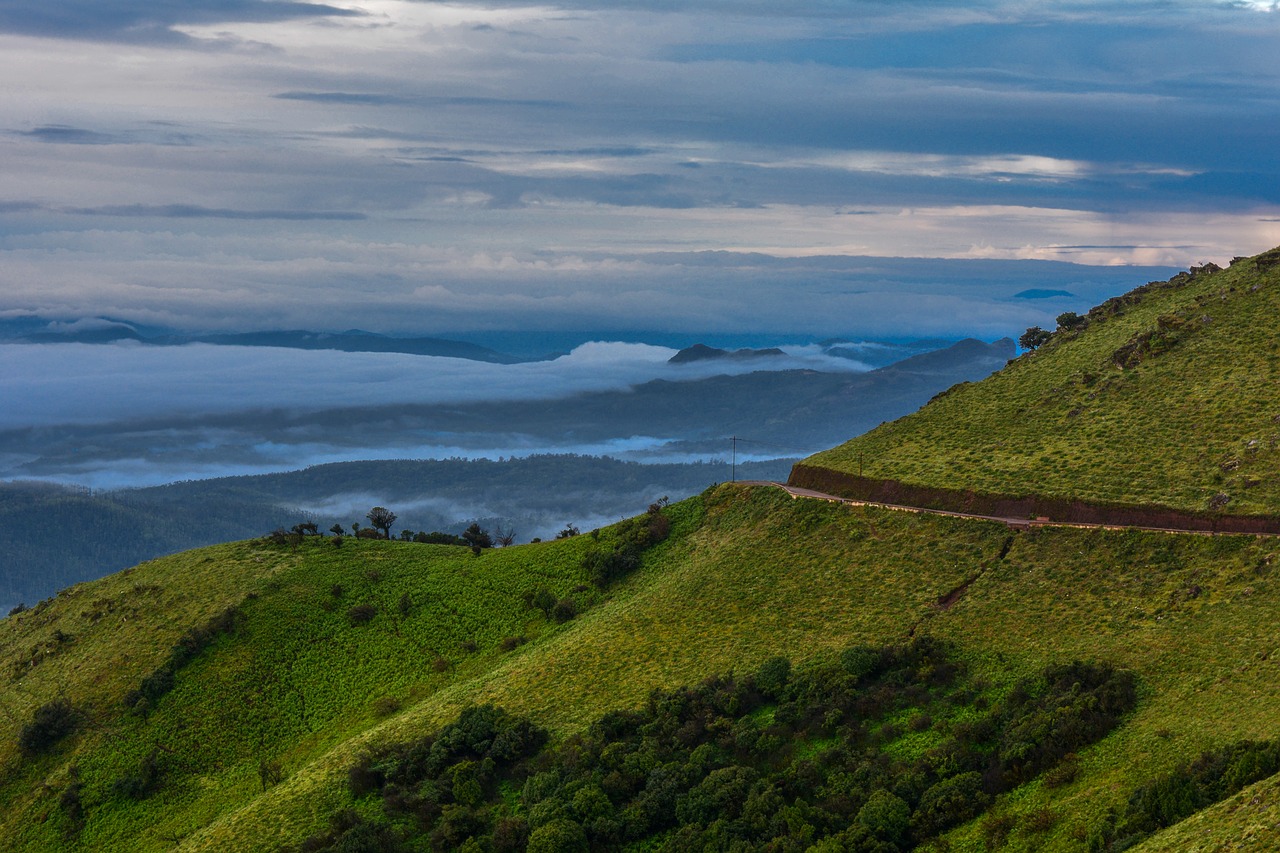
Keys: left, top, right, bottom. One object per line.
{"left": 0, "top": 456, "right": 792, "bottom": 614}
{"left": 179, "top": 329, "right": 533, "bottom": 363}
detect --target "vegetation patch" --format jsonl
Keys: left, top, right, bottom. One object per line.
{"left": 122, "top": 604, "right": 243, "bottom": 714}
{"left": 17, "top": 698, "right": 80, "bottom": 757}
{"left": 297, "top": 639, "right": 1136, "bottom": 852}
{"left": 1090, "top": 740, "right": 1280, "bottom": 851}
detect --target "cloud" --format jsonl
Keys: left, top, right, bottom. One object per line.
{"left": 1, "top": 0, "right": 1278, "bottom": 343}
{"left": 0, "top": 0, "right": 360, "bottom": 43}
{"left": 20, "top": 125, "right": 120, "bottom": 144}
{"left": 62, "top": 204, "right": 367, "bottom": 221}
{"left": 0, "top": 340, "right": 864, "bottom": 430}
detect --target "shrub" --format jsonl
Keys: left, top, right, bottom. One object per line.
{"left": 981, "top": 812, "right": 1016, "bottom": 850}
{"left": 348, "top": 604, "right": 378, "bottom": 625}
{"left": 499, "top": 636, "right": 527, "bottom": 652}
{"left": 1056, "top": 311, "right": 1086, "bottom": 331}
{"left": 18, "top": 699, "right": 79, "bottom": 756}
{"left": 259, "top": 758, "right": 284, "bottom": 791}
{"left": 527, "top": 819, "right": 588, "bottom": 853}
{"left": 415, "top": 531, "right": 466, "bottom": 545}
{"left": 755, "top": 656, "right": 791, "bottom": 699}
{"left": 1042, "top": 754, "right": 1079, "bottom": 788}
{"left": 113, "top": 749, "right": 163, "bottom": 799}
{"left": 1018, "top": 326, "right": 1052, "bottom": 350}
{"left": 551, "top": 598, "right": 578, "bottom": 623}
{"left": 525, "top": 587, "right": 556, "bottom": 617}
{"left": 492, "top": 816, "right": 530, "bottom": 851}
{"left": 59, "top": 775, "right": 84, "bottom": 832}
{"left": 911, "top": 771, "right": 987, "bottom": 838}
{"left": 1096, "top": 740, "right": 1280, "bottom": 850}
{"left": 857, "top": 789, "right": 911, "bottom": 844}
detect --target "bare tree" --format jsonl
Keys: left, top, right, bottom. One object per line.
{"left": 494, "top": 526, "right": 516, "bottom": 547}
{"left": 366, "top": 506, "right": 397, "bottom": 540}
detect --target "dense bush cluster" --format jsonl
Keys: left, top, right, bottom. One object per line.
{"left": 1091, "top": 740, "right": 1280, "bottom": 851}
{"left": 123, "top": 605, "right": 243, "bottom": 714}
{"left": 295, "top": 639, "right": 1136, "bottom": 852}
{"left": 582, "top": 502, "right": 671, "bottom": 587}
{"left": 18, "top": 698, "right": 80, "bottom": 757}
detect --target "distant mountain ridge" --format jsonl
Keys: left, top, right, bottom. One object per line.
{"left": 668, "top": 343, "right": 786, "bottom": 363}
{"left": 10, "top": 323, "right": 537, "bottom": 364}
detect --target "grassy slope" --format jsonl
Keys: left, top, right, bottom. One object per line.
{"left": 6, "top": 484, "right": 1280, "bottom": 851}
{"left": 803, "top": 250, "right": 1280, "bottom": 515}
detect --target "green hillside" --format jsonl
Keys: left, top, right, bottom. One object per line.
{"left": 802, "top": 248, "right": 1280, "bottom": 517}
{"left": 3, "top": 483, "right": 1280, "bottom": 851}
{"left": 6, "top": 249, "right": 1280, "bottom": 851}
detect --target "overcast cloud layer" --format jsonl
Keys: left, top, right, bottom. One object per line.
{"left": 2, "top": 0, "right": 1279, "bottom": 337}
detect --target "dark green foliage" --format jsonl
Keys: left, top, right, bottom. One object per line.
{"left": 319, "top": 640, "right": 1136, "bottom": 852}
{"left": 1092, "top": 740, "right": 1280, "bottom": 851}
{"left": 583, "top": 506, "right": 672, "bottom": 587}
{"left": 113, "top": 749, "right": 164, "bottom": 800}
{"left": 755, "top": 656, "right": 791, "bottom": 699}
{"left": 18, "top": 698, "right": 79, "bottom": 756}
{"left": 527, "top": 819, "right": 587, "bottom": 853}
{"left": 124, "top": 605, "right": 242, "bottom": 712}
{"left": 551, "top": 598, "right": 577, "bottom": 623}
{"left": 348, "top": 604, "right": 377, "bottom": 625}
{"left": 461, "top": 523, "right": 493, "bottom": 550}
{"left": 58, "top": 774, "right": 85, "bottom": 835}
{"left": 1056, "top": 311, "right": 1087, "bottom": 331}
{"left": 498, "top": 636, "right": 527, "bottom": 652}
{"left": 911, "top": 772, "right": 987, "bottom": 838}
{"left": 525, "top": 587, "right": 556, "bottom": 618}
{"left": 414, "top": 531, "right": 466, "bottom": 545}
{"left": 296, "top": 810, "right": 407, "bottom": 853}
{"left": 1019, "top": 326, "right": 1052, "bottom": 350}
{"left": 991, "top": 661, "right": 1136, "bottom": 788}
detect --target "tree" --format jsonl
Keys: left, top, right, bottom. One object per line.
{"left": 494, "top": 526, "right": 516, "bottom": 547}
{"left": 366, "top": 507, "right": 397, "bottom": 540}
{"left": 1056, "top": 311, "right": 1086, "bottom": 331}
{"left": 1019, "top": 326, "right": 1052, "bottom": 351}
{"left": 462, "top": 523, "right": 493, "bottom": 550}
{"left": 330, "top": 523, "right": 345, "bottom": 537}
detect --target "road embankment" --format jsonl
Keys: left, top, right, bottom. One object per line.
{"left": 787, "top": 463, "right": 1280, "bottom": 535}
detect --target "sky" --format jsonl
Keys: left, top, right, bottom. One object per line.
{"left": 2, "top": 0, "right": 1279, "bottom": 339}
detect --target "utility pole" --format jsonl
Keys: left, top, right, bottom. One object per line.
{"left": 731, "top": 435, "right": 738, "bottom": 482}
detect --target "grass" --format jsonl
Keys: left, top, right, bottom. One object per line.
{"left": 5, "top": 482, "right": 1279, "bottom": 851}
{"left": 803, "top": 250, "right": 1280, "bottom": 516}
{"left": 11, "top": 245, "right": 1280, "bottom": 853}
